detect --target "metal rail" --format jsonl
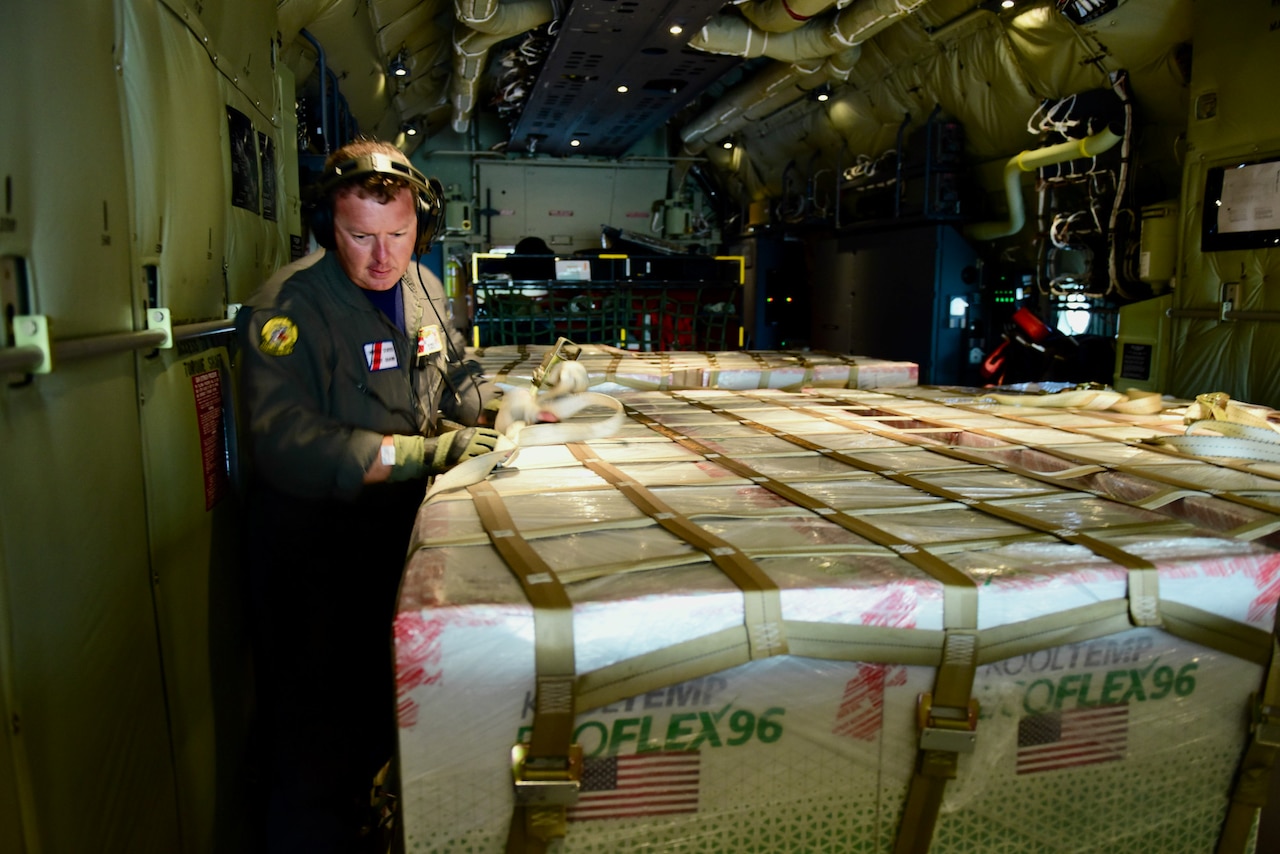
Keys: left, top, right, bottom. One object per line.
{"left": 1169, "top": 308, "right": 1280, "bottom": 323}
{"left": 1, "top": 318, "right": 235, "bottom": 375}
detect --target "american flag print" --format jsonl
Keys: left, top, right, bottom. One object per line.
{"left": 567, "top": 751, "right": 700, "bottom": 822}
{"left": 1016, "top": 704, "right": 1129, "bottom": 775}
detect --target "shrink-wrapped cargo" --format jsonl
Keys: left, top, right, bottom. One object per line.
{"left": 395, "top": 384, "right": 1280, "bottom": 853}
{"left": 473, "top": 344, "right": 919, "bottom": 393}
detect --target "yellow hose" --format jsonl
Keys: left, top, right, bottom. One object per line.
{"left": 965, "top": 125, "right": 1123, "bottom": 241}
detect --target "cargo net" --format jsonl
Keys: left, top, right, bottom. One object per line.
{"left": 397, "top": 381, "right": 1280, "bottom": 854}
{"left": 473, "top": 281, "right": 742, "bottom": 351}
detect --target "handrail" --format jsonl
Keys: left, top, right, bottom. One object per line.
{"left": 55, "top": 329, "right": 169, "bottom": 363}
{"left": 174, "top": 318, "right": 236, "bottom": 341}
{"left": 1, "top": 318, "right": 236, "bottom": 375}
{"left": 0, "top": 347, "right": 44, "bottom": 374}
{"left": 1169, "top": 308, "right": 1280, "bottom": 323}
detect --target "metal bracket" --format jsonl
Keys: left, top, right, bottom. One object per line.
{"left": 920, "top": 725, "right": 978, "bottom": 754}
{"left": 1251, "top": 696, "right": 1280, "bottom": 748}
{"left": 13, "top": 315, "right": 52, "bottom": 374}
{"left": 511, "top": 742, "right": 583, "bottom": 806}
{"left": 1221, "top": 282, "right": 1241, "bottom": 322}
{"left": 530, "top": 336, "right": 582, "bottom": 389}
{"left": 916, "top": 692, "right": 979, "bottom": 754}
{"left": 146, "top": 308, "right": 173, "bottom": 349}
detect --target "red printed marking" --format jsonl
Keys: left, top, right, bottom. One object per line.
{"left": 693, "top": 459, "right": 733, "bottom": 478}
{"left": 861, "top": 586, "right": 918, "bottom": 629}
{"left": 394, "top": 613, "right": 446, "bottom": 727}
{"left": 832, "top": 587, "right": 918, "bottom": 740}
{"left": 393, "top": 604, "right": 503, "bottom": 728}
{"left": 833, "top": 663, "right": 908, "bottom": 741}
{"left": 1152, "top": 552, "right": 1280, "bottom": 628}
{"left": 1249, "top": 552, "right": 1280, "bottom": 626}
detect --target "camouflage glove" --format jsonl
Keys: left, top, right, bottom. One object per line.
{"left": 386, "top": 435, "right": 429, "bottom": 482}
{"left": 430, "top": 427, "right": 503, "bottom": 473}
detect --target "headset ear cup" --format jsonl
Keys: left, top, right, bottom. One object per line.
{"left": 415, "top": 179, "right": 444, "bottom": 253}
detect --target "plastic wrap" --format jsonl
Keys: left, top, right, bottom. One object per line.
{"left": 396, "top": 385, "right": 1280, "bottom": 853}
{"left": 472, "top": 345, "right": 919, "bottom": 393}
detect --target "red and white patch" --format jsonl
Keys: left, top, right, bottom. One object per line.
{"left": 364, "top": 340, "right": 399, "bottom": 371}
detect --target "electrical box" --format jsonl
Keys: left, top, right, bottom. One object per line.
{"left": 1113, "top": 293, "right": 1172, "bottom": 393}
{"left": 444, "top": 184, "right": 472, "bottom": 233}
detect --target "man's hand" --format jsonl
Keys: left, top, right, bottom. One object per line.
{"left": 431, "top": 427, "right": 503, "bottom": 473}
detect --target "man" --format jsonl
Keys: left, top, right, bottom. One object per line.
{"left": 237, "top": 138, "right": 501, "bottom": 853}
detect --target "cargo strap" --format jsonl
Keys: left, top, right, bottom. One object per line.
{"left": 427, "top": 362, "right": 625, "bottom": 501}
{"left": 734, "top": 391, "right": 1167, "bottom": 630}
{"left": 469, "top": 481, "right": 580, "bottom": 853}
{"left": 1217, "top": 635, "right": 1280, "bottom": 854}
{"left": 633, "top": 395, "right": 982, "bottom": 853}
{"left": 1149, "top": 420, "right": 1280, "bottom": 464}
{"left": 567, "top": 443, "right": 788, "bottom": 663}
{"left": 895, "top": 632, "right": 979, "bottom": 854}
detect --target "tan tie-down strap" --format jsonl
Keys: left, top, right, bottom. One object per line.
{"left": 565, "top": 442, "right": 788, "bottom": 669}
{"left": 678, "top": 388, "right": 1277, "bottom": 851}
{"left": 725, "top": 391, "right": 1169, "bottom": 631}
{"left": 1218, "top": 635, "right": 1280, "bottom": 854}
{"left": 469, "top": 481, "right": 579, "bottom": 853}
{"left": 893, "top": 386, "right": 1280, "bottom": 523}
{"left": 490, "top": 347, "right": 538, "bottom": 386}
{"left": 800, "top": 388, "right": 1280, "bottom": 850}
{"left": 797, "top": 388, "right": 1280, "bottom": 639}
{"left": 462, "top": 384, "right": 1274, "bottom": 852}
{"left": 628, "top": 397, "right": 982, "bottom": 854}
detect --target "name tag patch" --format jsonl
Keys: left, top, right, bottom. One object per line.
{"left": 364, "top": 340, "right": 400, "bottom": 371}
{"left": 417, "top": 324, "right": 444, "bottom": 358}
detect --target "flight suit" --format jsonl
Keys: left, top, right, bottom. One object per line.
{"left": 236, "top": 249, "right": 486, "bottom": 853}
{"left": 239, "top": 249, "right": 468, "bottom": 499}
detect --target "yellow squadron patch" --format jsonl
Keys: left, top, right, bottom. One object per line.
{"left": 260, "top": 316, "right": 298, "bottom": 356}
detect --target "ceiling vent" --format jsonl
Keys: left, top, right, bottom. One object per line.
{"left": 508, "top": 0, "right": 740, "bottom": 157}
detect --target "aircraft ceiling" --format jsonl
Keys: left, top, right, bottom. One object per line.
{"left": 276, "top": 0, "right": 1191, "bottom": 207}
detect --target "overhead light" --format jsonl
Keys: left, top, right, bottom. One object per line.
{"left": 669, "top": 24, "right": 684, "bottom": 35}
{"left": 401, "top": 123, "right": 418, "bottom": 136}
{"left": 722, "top": 139, "right": 734, "bottom": 150}
{"left": 388, "top": 48, "right": 409, "bottom": 78}
{"left": 1001, "top": 0, "right": 1015, "bottom": 7}
{"left": 616, "top": 84, "right": 629, "bottom": 94}
{"left": 813, "top": 84, "right": 832, "bottom": 102}
{"left": 570, "top": 139, "right": 581, "bottom": 147}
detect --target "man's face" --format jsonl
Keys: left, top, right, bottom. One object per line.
{"left": 331, "top": 186, "right": 418, "bottom": 292}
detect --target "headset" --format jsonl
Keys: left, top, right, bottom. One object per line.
{"left": 309, "top": 151, "right": 443, "bottom": 254}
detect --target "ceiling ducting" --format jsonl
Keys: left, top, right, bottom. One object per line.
{"left": 449, "top": 0, "right": 556, "bottom": 134}
{"left": 285, "top": 0, "right": 934, "bottom": 159}
{"left": 679, "top": 0, "right": 933, "bottom": 154}
{"left": 504, "top": 0, "right": 742, "bottom": 157}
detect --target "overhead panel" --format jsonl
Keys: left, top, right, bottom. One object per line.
{"left": 508, "top": 0, "right": 740, "bottom": 157}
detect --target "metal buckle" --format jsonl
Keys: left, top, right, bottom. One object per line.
{"left": 530, "top": 336, "right": 582, "bottom": 389}
{"left": 511, "top": 743, "right": 583, "bottom": 806}
{"left": 916, "top": 692, "right": 979, "bottom": 754}
{"left": 1252, "top": 695, "right": 1280, "bottom": 748}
